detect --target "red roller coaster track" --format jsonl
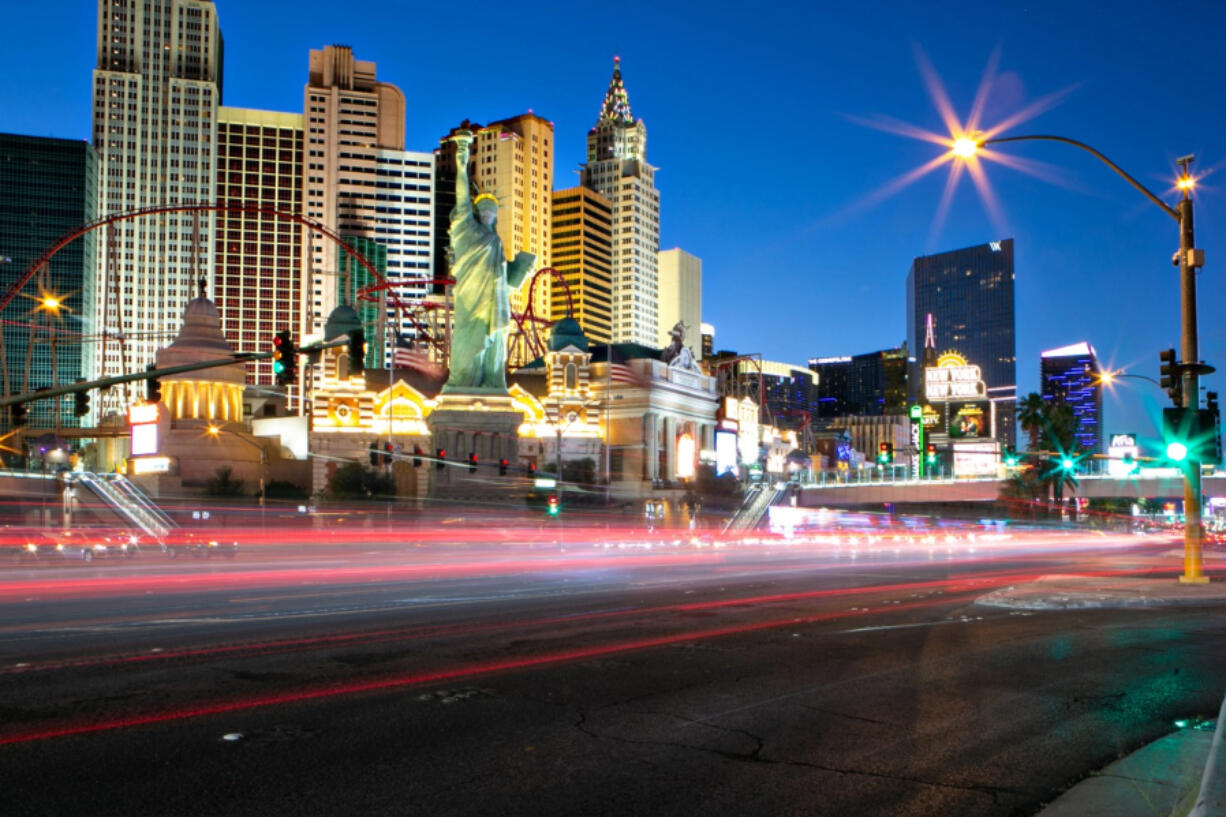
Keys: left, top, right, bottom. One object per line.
{"left": 2, "top": 200, "right": 575, "bottom": 370}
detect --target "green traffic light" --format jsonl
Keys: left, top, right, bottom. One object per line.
{"left": 1166, "top": 441, "right": 1189, "bottom": 462}
{"left": 273, "top": 361, "right": 285, "bottom": 374}
{"left": 1060, "top": 457, "right": 1075, "bottom": 471}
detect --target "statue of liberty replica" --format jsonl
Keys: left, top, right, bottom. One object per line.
{"left": 443, "top": 130, "right": 535, "bottom": 393}
{"left": 429, "top": 129, "right": 535, "bottom": 495}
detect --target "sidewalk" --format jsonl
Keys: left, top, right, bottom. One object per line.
{"left": 976, "top": 573, "right": 1226, "bottom": 611}
{"left": 1034, "top": 727, "right": 1214, "bottom": 816}
{"left": 973, "top": 569, "right": 1226, "bottom": 815}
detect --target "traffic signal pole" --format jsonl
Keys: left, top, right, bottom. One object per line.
{"left": 1177, "top": 186, "right": 1206, "bottom": 584}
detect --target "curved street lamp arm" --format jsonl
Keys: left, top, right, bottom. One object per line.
{"left": 984, "top": 135, "right": 1179, "bottom": 221}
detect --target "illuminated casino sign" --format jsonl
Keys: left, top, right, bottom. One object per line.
{"left": 925, "top": 351, "right": 986, "bottom": 401}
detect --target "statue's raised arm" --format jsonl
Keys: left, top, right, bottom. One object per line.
{"left": 450, "top": 130, "right": 474, "bottom": 223}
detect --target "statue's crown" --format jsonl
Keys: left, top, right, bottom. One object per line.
{"left": 474, "top": 192, "right": 499, "bottom": 206}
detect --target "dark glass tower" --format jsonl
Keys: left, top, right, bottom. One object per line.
{"left": 0, "top": 133, "right": 96, "bottom": 431}
{"left": 809, "top": 346, "right": 908, "bottom": 418}
{"left": 907, "top": 239, "right": 1016, "bottom": 447}
{"left": 1040, "top": 342, "right": 1103, "bottom": 455}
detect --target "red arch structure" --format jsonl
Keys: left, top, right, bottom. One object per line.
{"left": 509, "top": 266, "right": 574, "bottom": 365}
{"left": 1, "top": 201, "right": 447, "bottom": 354}
{"left": 2, "top": 201, "right": 575, "bottom": 376}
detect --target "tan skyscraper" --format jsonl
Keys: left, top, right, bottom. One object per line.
{"left": 214, "top": 107, "right": 304, "bottom": 386}
{"left": 88, "top": 0, "right": 223, "bottom": 400}
{"left": 582, "top": 58, "right": 660, "bottom": 347}
{"left": 551, "top": 187, "right": 613, "bottom": 344}
{"left": 301, "top": 46, "right": 406, "bottom": 344}
{"left": 657, "top": 248, "right": 701, "bottom": 357}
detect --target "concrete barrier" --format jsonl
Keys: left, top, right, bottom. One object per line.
{"left": 1190, "top": 689, "right": 1226, "bottom": 816}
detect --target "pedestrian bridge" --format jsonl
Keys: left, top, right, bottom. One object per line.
{"left": 794, "top": 469, "right": 1226, "bottom": 507}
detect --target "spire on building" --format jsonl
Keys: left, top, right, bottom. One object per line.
{"left": 599, "top": 56, "right": 634, "bottom": 124}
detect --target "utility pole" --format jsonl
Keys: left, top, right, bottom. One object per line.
{"left": 1176, "top": 154, "right": 1207, "bottom": 584}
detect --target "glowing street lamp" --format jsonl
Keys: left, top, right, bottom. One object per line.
{"left": 948, "top": 134, "right": 1209, "bottom": 584}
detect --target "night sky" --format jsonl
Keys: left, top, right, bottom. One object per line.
{"left": 2, "top": 0, "right": 1223, "bottom": 439}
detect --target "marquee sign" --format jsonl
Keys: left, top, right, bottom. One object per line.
{"left": 925, "top": 351, "right": 987, "bottom": 402}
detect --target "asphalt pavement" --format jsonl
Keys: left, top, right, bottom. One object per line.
{"left": 1, "top": 532, "right": 1224, "bottom": 816}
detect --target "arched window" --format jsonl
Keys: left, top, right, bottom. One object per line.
{"left": 564, "top": 362, "right": 577, "bottom": 391}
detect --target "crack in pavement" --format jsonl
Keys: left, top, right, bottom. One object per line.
{"left": 798, "top": 704, "right": 901, "bottom": 727}
{"left": 571, "top": 709, "right": 1028, "bottom": 802}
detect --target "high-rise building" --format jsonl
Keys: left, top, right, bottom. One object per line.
{"left": 214, "top": 107, "right": 303, "bottom": 386}
{"left": 582, "top": 58, "right": 660, "bottom": 347}
{"left": 1040, "top": 342, "right": 1103, "bottom": 454}
{"left": 700, "top": 323, "right": 714, "bottom": 361}
{"left": 301, "top": 45, "right": 405, "bottom": 350}
{"left": 89, "top": 0, "right": 223, "bottom": 403}
{"left": 657, "top": 248, "right": 701, "bottom": 356}
{"left": 373, "top": 148, "right": 434, "bottom": 356}
{"left": 907, "top": 239, "right": 1016, "bottom": 447}
{"left": 551, "top": 186, "right": 613, "bottom": 344}
{"left": 338, "top": 236, "right": 387, "bottom": 372}
{"left": 809, "top": 347, "right": 908, "bottom": 418}
{"left": 0, "top": 134, "right": 96, "bottom": 430}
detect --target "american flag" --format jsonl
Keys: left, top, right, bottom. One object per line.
{"left": 609, "top": 362, "right": 643, "bottom": 386}
{"left": 392, "top": 339, "right": 437, "bottom": 373}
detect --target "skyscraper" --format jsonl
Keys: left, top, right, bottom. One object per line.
{"left": 907, "top": 239, "right": 1016, "bottom": 447}
{"left": 582, "top": 58, "right": 660, "bottom": 347}
{"left": 657, "top": 248, "right": 701, "bottom": 356}
{"left": 1040, "top": 342, "right": 1103, "bottom": 454}
{"left": 0, "top": 134, "right": 96, "bottom": 430}
{"left": 301, "top": 45, "right": 405, "bottom": 348}
{"left": 809, "top": 347, "right": 908, "bottom": 418}
{"left": 214, "top": 107, "right": 303, "bottom": 386}
{"left": 551, "top": 186, "right": 613, "bottom": 344}
{"left": 89, "top": 0, "right": 223, "bottom": 403}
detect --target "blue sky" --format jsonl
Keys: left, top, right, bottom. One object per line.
{"left": 2, "top": 0, "right": 1224, "bottom": 439}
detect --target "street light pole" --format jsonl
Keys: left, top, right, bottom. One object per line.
{"left": 964, "top": 134, "right": 1207, "bottom": 583}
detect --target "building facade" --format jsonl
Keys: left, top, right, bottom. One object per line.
{"left": 0, "top": 133, "right": 96, "bottom": 430}
{"left": 906, "top": 239, "right": 1016, "bottom": 447}
{"left": 1040, "top": 341, "right": 1103, "bottom": 455}
{"left": 89, "top": 0, "right": 223, "bottom": 408}
{"left": 657, "top": 248, "right": 701, "bottom": 357}
{"left": 582, "top": 58, "right": 660, "bottom": 347}
{"left": 809, "top": 347, "right": 908, "bottom": 418}
{"left": 550, "top": 186, "right": 613, "bottom": 343}
{"left": 213, "top": 106, "right": 303, "bottom": 387}
{"left": 300, "top": 45, "right": 405, "bottom": 347}
{"left": 373, "top": 148, "right": 434, "bottom": 357}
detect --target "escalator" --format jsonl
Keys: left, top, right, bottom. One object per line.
{"left": 723, "top": 483, "right": 786, "bottom": 533}
{"left": 65, "top": 472, "right": 173, "bottom": 539}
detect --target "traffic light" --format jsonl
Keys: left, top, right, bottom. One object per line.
{"left": 435, "top": 448, "right": 445, "bottom": 470}
{"left": 369, "top": 440, "right": 380, "bottom": 467}
{"left": 499, "top": 458, "right": 508, "bottom": 476}
{"left": 877, "top": 441, "right": 893, "bottom": 465}
{"left": 1059, "top": 455, "right": 1076, "bottom": 472}
{"left": 385, "top": 442, "right": 395, "bottom": 466}
{"left": 547, "top": 494, "right": 560, "bottom": 517}
{"left": 528, "top": 462, "right": 536, "bottom": 477}
{"left": 348, "top": 329, "right": 366, "bottom": 376}
{"left": 413, "top": 446, "right": 422, "bottom": 468}
{"left": 1121, "top": 452, "right": 1138, "bottom": 473}
{"left": 73, "top": 380, "right": 90, "bottom": 418}
{"left": 1162, "top": 406, "right": 1214, "bottom": 465}
{"left": 1159, "top": 348, "right": 1182, "bottom": 406}
{"left": 9, "top": 403, "right": 27, "bottom": 428}
{"left": 272, "top": 330, "right": 297, "bottom": 386}
{"left": 146, "top": 363, "right": 162, "bottom": 403}
{"left": 1209, "top": 392, "right": 1223, "bottom": 466}
{"left": 925, "top": 443, "right": 937, "bottom": 465}
{"left": 468, "top": 452, "right": 478, "bottom": 473}
{"left": 1002, "top": 447, "right": 1018, "bottom": 467}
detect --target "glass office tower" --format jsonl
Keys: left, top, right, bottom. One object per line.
{"left": 0, "top": 133, "right": 96, "bottom": 430}
{"left": 907, "top": 239, "right": 1016, "bottom": 447}
{"left": 1040, "top": 342, "right": 1103, "bottom": 455}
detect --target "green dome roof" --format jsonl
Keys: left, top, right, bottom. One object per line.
{"left": 324, "top": 303, "right": 362, "bottom": 342}
{"left": 549, "top": 317, "right": 588, "bottom": 352}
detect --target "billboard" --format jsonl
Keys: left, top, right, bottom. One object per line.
{"left": 947, "top": 401, "right": 990, "bottom": 439}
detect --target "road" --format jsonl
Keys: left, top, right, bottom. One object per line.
{"left": 1, "top": 524, "right": 1223, "bottom": 816}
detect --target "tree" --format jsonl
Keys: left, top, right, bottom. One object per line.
{"left": 327, "top": 463, "right": 395, "bottom": 500}
{"left": 1016, "top": 392, "right": 1046, "bottom": 452}
{"left": 561, "top": 457, "right": 597, "bottom": 485}
{"left": 205, "top": 465, "right": 246, "bottom": 497}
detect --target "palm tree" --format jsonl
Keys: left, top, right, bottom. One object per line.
{"left": 1039, "top": 402, "right": 1079, "bottom": 505}
{"left": 1016, "top": 392, "right": 1046, "bottom": 452}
